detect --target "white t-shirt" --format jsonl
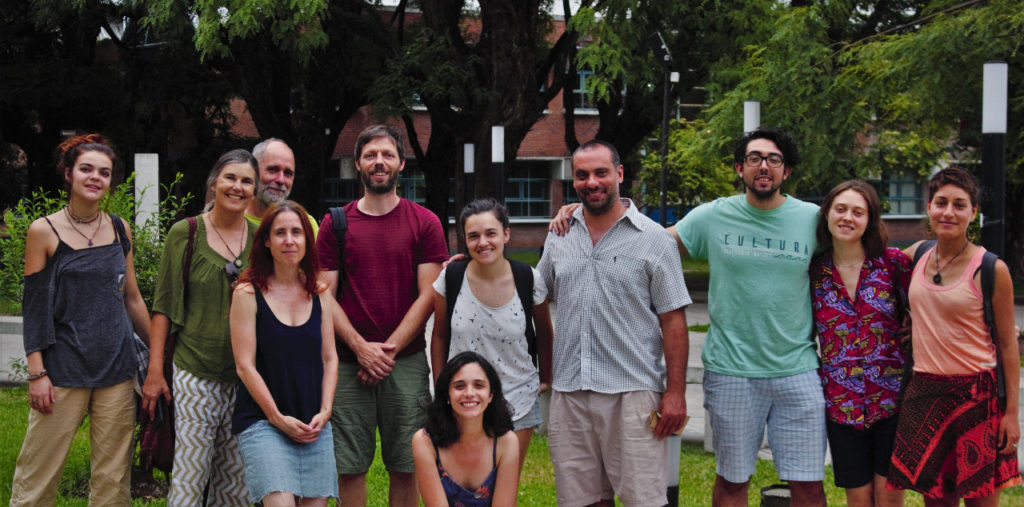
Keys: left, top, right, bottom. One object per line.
{"left": 433, "top": 265, "right": 548, "bottom": 420}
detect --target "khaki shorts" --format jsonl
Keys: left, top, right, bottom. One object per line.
{"left": 331, "top": 351, "right": 430, "bottom": 474}
{"left": 548, "top": 390, "right": 668, "bottom": 507}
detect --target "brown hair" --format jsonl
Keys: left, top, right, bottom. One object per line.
{"left": 354, "top": 124, "right": 405, "bottom": 162}
{"left": 238, "top": 200, "right": 320, "bottom": 297}
{"left": 928, "top": 167, "right": 980, "bottom": 207}
{"left": 815, "top": 180, "right": 888, "bottom": 259}
{"left": 55, "top": 133, "right": 119, "bottom": 189}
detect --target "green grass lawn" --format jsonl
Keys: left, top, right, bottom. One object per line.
{"left": 3, "top": 386, "right": 1022, "bottom": 506}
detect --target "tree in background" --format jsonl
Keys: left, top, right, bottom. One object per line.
{"left": 0, "top": 0, "right": 235, "bottom": 212}
{"left": 654, "top": 0, "right": 1023, "bottom": 275}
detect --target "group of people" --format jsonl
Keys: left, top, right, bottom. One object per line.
{"left": 9, "top": 124, "right": 1021, "bottom": 507}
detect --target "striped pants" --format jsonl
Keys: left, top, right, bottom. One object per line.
{"left": 168, "top": 366, "right": 247, "bottom": 506}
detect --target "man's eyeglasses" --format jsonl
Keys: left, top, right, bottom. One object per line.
{"left": 225, "top": 261, "right": 240, "bottom": 286}
{"left": 743, "top": 152, "right": 785, "bottom": 169}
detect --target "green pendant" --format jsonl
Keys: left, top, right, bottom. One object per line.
{"left": 234, "top": 258, "right": 243, "bottom": 268}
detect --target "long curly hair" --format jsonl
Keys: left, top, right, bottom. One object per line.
{"left": 238, "top": 200, "right": 319, "bottom": 297}
{"left": 424, "top": 352, "right": 513, "bottom": 448}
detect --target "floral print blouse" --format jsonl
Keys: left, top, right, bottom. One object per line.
{"left": 811, "top": 247, "right": 911, "bottom": 428}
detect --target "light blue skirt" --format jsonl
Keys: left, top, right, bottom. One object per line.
{"left": 238, "top": 420, "right": 338, "bottom": 503}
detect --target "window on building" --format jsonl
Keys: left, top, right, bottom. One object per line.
{"left": 883, "top": 176, "right": 924, "bottom": 215}
{"left": 562, "top": 181, "right": 581, "bottom": 205}
{"left": 573, "top": 70, "right": 597, "bottom": 110}
{"left": 505, "top": 161, "right": 551, "bottom": 218}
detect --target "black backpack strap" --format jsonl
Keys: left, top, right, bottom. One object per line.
{"left": 109, "top": 213, "right": 130, "bottom": 258}
{"left": 978, "top": 251, "right": 1004, "bottom": 398}
{"left": 912, "top": 239, "right": 937, "bottom": 266}
{"left": 444, "top": 259, "right": 470, "bottom": 361}
{"left": 330, "top": 206, "right": 348, "bottom": 284}
{"left": 509, "top": 259, "right": 538, "bottom": 365}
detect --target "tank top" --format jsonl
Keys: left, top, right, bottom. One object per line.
{"left": 434, "top": 438, "right": 498, "bottom": 507}
{"left": 21, "top": 215, "right": 135, "bottom": 387}
{"left": 910, "top": 246, "right": 996, "bottom": 374}
{"left": 232, "top": 288, "right": 324, "bottom": 434}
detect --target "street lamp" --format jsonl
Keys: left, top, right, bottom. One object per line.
{"left": 649, "top": 31, "right": 673, "bottom": 226}
{"left": 491, "top": 125, "right": 505, "bottom": 204}
{"left": 980, "top": 61, "right": 1007, "bottom": 257}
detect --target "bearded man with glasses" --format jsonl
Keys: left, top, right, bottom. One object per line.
{"left": 669, "top": 127, "right": 826, "bottom": 506}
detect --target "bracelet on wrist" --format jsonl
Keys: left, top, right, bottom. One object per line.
{"left": 26, "top": 369, "right": 48, "bottom": 381}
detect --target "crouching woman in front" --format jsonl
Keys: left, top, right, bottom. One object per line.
{"left": 413, "top": 352, "right": 519, "bottom": 507}
{"left": 230, "top": 200, "right": 339, "bottom": 506}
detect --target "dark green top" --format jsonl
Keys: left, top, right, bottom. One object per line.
{"left": 152, "top": 216, "right": 256, "bottom": 383}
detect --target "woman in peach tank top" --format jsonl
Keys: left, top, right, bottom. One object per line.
{"left": 887, "top": 167, "right": 1021, "bottom": 505}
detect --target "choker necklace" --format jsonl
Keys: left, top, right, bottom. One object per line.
{"left": 65, "top": 204, "right": 100, "bottom": 224}
{"left": 65, "top": 207, "right": 103, "bottom": 246}
{"left": 933, "top": 240, "right": 970, "bottom": 284}
{"left": 207, "top": 213, "right": 245, "bottom": 268}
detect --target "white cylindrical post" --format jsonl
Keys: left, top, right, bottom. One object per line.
{"left": 491, "top": 126, "right": 505, "bottom": 163}
{"left": 744, "top": 101, "right": 761, "bottom": 134}
{"left": 463, "top": 143, "right": 475, "bottom": 173}
{"left": 134, "top": 153, "right": 159, "bottom": 234}
{"left": 982, "top": 62, "right": 1008, "bottom": 134}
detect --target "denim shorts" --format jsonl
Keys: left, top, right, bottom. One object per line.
{"left": 238, "top": 420, "right": 338, "bottom": 503}
{"left": 513, "top": 396, "right": 542, "bottom": 431}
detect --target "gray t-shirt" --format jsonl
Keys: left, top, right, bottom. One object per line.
{"left": 22, "top": 216, "right": 136, "bottom": 387}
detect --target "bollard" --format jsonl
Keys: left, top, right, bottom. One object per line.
{"left": 760, "top": 483, "right": 790, "bottom": 507}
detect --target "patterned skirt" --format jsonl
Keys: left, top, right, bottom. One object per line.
{"left": 887, "top": 369, "right": 1021, "bottom": 499}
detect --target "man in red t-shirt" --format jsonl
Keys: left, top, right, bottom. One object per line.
{"left": 316, "top": 124, "right": 448, "bottom": 507}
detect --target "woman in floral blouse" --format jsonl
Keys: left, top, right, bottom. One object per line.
{"left": 810, "top": 180, "right": 910, "bottom": 506}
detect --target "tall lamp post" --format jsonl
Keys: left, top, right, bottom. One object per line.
{"left": 650, "top": 32, "right": 673, "bottom": 226}
{"left": 980, "top": 61, "right": 1007, "bottom": 257}
{"left": 491, "top": 125, "right": 505, "bottom": 204}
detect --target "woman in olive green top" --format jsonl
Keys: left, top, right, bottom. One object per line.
{"left": 142, "top": 149, "right": 258, "bottom": 506}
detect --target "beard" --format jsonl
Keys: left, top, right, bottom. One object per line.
{"left": 360, "top": 166, "right": 400, "bottom": 195}
{"left": 257, "top": 183, "right": 291, "bottom": 205}
{"left": 579, "top": 185, "right": 619, "bottom": 215}
{"left": 743, "top": 177, "right": 782, "bottom": 202}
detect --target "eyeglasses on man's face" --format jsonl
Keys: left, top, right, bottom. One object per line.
{"left": 743, "top": 152, "right": 785, "bottom": 169}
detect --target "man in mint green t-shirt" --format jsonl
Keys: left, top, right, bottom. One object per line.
{"left": 669, "top": 128, "right": 826, "bottom": 506}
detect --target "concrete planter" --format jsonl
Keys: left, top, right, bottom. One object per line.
{"left": 0, "top": 316, "right": 25, "bottom": 384}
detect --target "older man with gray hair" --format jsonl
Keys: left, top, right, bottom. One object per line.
{"left": 246, "top": 138, "right": 319, "bottom": 235}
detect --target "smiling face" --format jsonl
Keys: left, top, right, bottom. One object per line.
{"left": 826, "top": 189, "right": 869, "bottom": 246}
{"left": 256, "top": 141, "right": 295, "bottom": 205}
{"left": 447, "top": 362, "right": 493, "bottom": 420}
{"left": 737, "top": 138, "right": 790, "bottom": 202}
{"left": 211, "top": 162, "right": 257, "bottom": 213}
{"left": 928, "top": 183, "right": 977, "bottom": 240}
{"left": 464, "top": 211, "right": 510, "bottom": 265}
{"left": 572, "top": 144, "right": 623, "bottom": 215}
{"left": 67, "top": 150, "right": 113, "bottom": 203}
{"left": 356, "top": 136, "right": 404, "bottom": 195}
{"left": 265, "top": 209, "right": 306, "bottom": 265}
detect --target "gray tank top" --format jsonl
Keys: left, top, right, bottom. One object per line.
{"left": 21, "top": 215, "right": 136, "bottom": 387}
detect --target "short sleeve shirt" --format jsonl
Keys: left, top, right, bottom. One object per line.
{"left": 315, "top": 199, "right": 449, "bottom": 361}
{"left": 675, "top": 194, "right": 819, "bottom": 378}
{"left": 537, "top": 202, "right": 691, "bottom": 394}
{"left": 433, "top": 266, "right": 548, "bottom": 419}
{"left": 152, "top": 216, "right": 256, "bottom": 383}
{"left": 812, "top": 247, "right": 910, "bottom": 428}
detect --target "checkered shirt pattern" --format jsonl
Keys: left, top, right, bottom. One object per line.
{"left": 537, "top": 201, "right": 691, "bottom": 394}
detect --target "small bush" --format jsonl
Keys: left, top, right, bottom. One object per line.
{"left": 0, "top": 174, "right": 192, "bottom": 314}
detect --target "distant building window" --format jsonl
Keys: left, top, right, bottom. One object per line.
{"left": 573, "top": 70, "right": 597, "bottom": 110}
{"left": 562, "top": 181, "right": 581, "bottom": 205}
{"left": 505, "top": 161, "right": 550, "bottom": 218}
{"left": 884, "top": 177, "right": 924, "bottom": 215}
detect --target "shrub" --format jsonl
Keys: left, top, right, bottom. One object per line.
{"left": 0, "top": 174, "right": 192, "bottom": 314}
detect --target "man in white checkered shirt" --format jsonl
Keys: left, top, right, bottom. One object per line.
{"left": 537, "top": 139, "right": 691, "bottom": 507}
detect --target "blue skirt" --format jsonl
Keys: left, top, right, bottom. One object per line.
{"left": 238, "top": 420, "right": 338, "bottom": 502}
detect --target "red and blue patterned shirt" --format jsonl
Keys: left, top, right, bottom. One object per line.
{"left": 811, "top": 247, "right": 911, "bottom": 428}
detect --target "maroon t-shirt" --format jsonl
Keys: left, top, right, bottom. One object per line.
{"left": 316, "top": 199, "right": 448, "bottom": 362}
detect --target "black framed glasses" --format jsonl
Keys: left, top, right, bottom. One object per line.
{"left": 743, "top": 152, "right": 785, "bottom": 168}
{"left": 224, "top": 261, "right": 240, "bottom": 286}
